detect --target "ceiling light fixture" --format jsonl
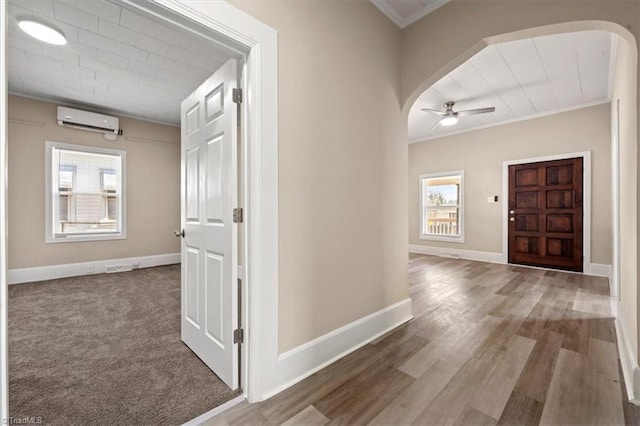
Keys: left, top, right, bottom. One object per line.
{"left": 17, "top": 18, "right": 67, "bottom": 45}
{"left": 440, "top": 115, "right": 458, "bottom": 126}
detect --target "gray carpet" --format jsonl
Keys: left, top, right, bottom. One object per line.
{"left": 9, "top": 265, "right": 241, "bottom": 426}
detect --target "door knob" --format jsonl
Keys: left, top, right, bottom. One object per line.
{"left": 509, "top": 217, "right": 515, "bottom": 222}
{"left": 175, "top": 229, "right": 185, "bottom": 238}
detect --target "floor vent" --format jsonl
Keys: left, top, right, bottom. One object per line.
{"left": 106, "top": 264, "right": 133, "bottom": 273}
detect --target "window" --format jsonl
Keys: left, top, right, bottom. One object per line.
{"left": 420, "top": 171, "right": 464, "bottom": 242}
{"left": 46, "top": 141, "right": 126, "bottom": 243}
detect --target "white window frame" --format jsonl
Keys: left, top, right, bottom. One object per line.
{"left": 420, "top": 170, "right": 465, "bottom": 243}
{"left": 45, "top": 141, "right": 127, "bottom": 243}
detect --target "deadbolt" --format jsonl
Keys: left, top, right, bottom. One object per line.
{"left": 509, "top": 210, "right": 515, "bottom": 214}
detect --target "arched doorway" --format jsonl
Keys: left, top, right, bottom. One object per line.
{"left": 404, "top": 20, "right": 639, "bottom": 402}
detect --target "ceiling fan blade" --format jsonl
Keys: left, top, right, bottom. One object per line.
{"left": 430, "top": 120, "right": 442, "bottom": 130}
{"left": 421, "top": 108, "right": 447, "bottom": 116}
{"left": 457, "top": 106, "right": 495, "bottom": 116}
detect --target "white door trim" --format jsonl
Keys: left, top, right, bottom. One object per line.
{"left": 150, "top": 0, "right": 279, "bottom": 403}
{"left": 0, "top": 0, "right": 9, "bottom": 421}
{"left": 0, "top": 0, "right": 279, "bottom": 414}
{"left": 612, "top": 98, "right": 621, "bottom": 300}
{"left": 501, "top": 151, "right": 592, "bottom": 273}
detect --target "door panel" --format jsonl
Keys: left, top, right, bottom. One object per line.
{"left": 181, "top": 58, "right": 239, "bottom": 389}
{"left": 205, "top": 251, "right": 224, "bottom": 346}
{"left": 185, "top": 246, "right": 200, "bottom": 326}
{"left": 508, "top": 157, "right": 583, "bottom": 272}
{"left": 186, "top": 147, "right": 200, "bottom": 221}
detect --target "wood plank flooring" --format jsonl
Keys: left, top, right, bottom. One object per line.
{"left": 203, "top": 254, "right": 640, "bottom": 425}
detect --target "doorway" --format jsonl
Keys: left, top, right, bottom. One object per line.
{"left": 3, "top": 0, "right": 276, "bottom": 422}
{"left": 508, "top": 157, "right": 584, "bottom": 272}
{"left": 1, "top": 0, "right": 281, "bottom": 421}
{"left": 503, "top": 152, "right": 591, "bottom": 273}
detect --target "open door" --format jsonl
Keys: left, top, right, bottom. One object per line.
{"left": 180, "top": 58, "right": 239, "bottom": 389}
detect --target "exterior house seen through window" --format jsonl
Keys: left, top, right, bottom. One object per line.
{"left": 420, "top": 171, "right": 464, "bottom": 242}
{"left": 46, "top": 141, "right": 126, "bottom": 243}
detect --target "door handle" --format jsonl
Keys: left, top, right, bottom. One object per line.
{"left": 509, "top": 217, "right": 515, "bottom": 222}
{"left": 175, "top": 229, "right": 185, "bottom": 238}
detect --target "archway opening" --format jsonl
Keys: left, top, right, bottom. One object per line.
{"left": 405, "top": 20, "right": 639, "bottom": 402}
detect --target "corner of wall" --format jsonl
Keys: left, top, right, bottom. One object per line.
{"left": 262, "top": 298, "right": 413, "bottom": 400}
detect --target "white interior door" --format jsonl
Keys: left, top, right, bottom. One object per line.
{"left": 180, "top": 58, "right": 239, "bottom": 390}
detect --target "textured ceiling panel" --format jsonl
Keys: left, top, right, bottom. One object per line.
{"left": 7, "top": 0, "right": 238, "bottom": 126}
{"left": 409, "top": 30, "right": 614, "bottom": 142}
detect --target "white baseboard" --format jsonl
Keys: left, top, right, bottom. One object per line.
{"left": 263, "top": 298, "right": 414, "bottom": 400}
{"left": 182, "top": 395, "right": 245, "bottom": 426}
{"left": 409, "top": 245, "right": 612, "bottom": 280}
{"left": 613, "top": 302, "right": 640, "bottom": 404}
{"left": 8, "top": 253, "right": 181, "bottom": 284}
{"left": 584, "top": 262, "right": 612, "bottom": 278}
{"left": 409, "top": 244, "right": 502, "bottom": 263}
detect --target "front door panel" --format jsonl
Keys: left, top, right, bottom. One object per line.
{"left": 508, "top": 158, "right": 583, "bottom": 272}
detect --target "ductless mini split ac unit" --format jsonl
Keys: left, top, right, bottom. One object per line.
{"left": 56, "top": 106, "right": 122, "bottom": 141}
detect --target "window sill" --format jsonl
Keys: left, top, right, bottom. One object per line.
{"left": 46, "top": 233, "right": 127, "bottom": 244}
{"left": 420, "top": 234, "right": 465, "bottom": 243}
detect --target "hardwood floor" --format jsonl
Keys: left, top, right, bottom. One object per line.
{"left": 203, "top": 254, "right": 640, "bottom": 425}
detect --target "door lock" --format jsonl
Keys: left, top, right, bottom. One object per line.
{"left": 509, "top": 210, "right": 515, "bottom": 214}
{"left": 175, "top": 229, "right": 185, "bottom": 238}
{"left": 509, "top": 217, "right": 515, "bottom": 222}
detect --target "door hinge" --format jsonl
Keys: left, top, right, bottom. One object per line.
{"left": 233, "top": 328, "right": 244, "bottom": 344}
{"left": 233, "top": 207, "right": 243, "bottom": 223}
{"left": 232, "top": 88, "right": 242, "bottom": 104}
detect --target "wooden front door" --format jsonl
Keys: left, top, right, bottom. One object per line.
{"left": 508, "top": 157, "right": 583, "bottom": 272}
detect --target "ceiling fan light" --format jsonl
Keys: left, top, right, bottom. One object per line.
{"left": 440, "top": 116, "right": 458, "bottom": 126}
{"left": 17, "top": 18, "right": 67, "bottom": 45}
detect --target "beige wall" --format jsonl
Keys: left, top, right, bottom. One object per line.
{"left": 409, "top": 104, "right": 612, "bottom": 264}
{"left": 8, "top": 95, "right": 180, "bottom": 269}
{"left": 401, "top": 1, "right": 640, "bottom": 107}
{"left": 229, "top": 0, "right": 408, "bottom": 353}
{"left": 401, "top": 0, "right": 639, "bottom": 364}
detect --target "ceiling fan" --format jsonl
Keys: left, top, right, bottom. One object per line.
{"left": 422, "top": 101, "right": 495, "bottom": 129}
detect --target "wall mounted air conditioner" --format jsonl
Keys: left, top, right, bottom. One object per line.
{"left": 57, "top": 106, "right": 121, "bottom": 141}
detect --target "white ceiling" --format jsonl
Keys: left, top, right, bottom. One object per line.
{"left": 7, "top": 0, "right": 238, "bottom": 126}
{"left": 409, "top": 30, "right": 615, "bottom": 142}
{"left": 370, "top": 0, "right": 451, "bottom": 28}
